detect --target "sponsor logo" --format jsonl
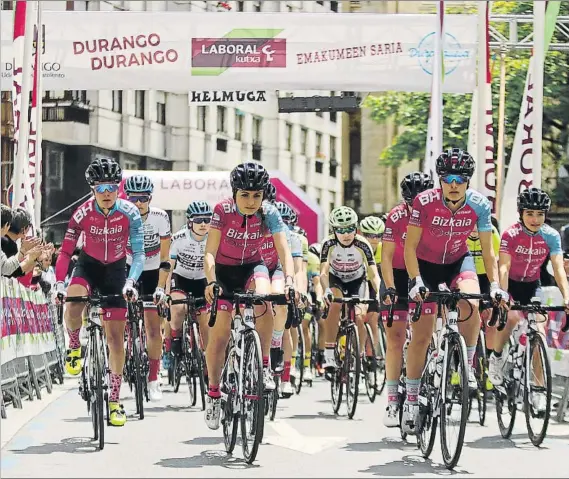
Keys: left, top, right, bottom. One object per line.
{"left": 409, "top": 32, "right": 470, "bottom": 76}
{"left": 192, "top": 32, "right": 286, "bottom": 74}
{"left": 417, "top": 189, "right": 441, "bottom": 206}
{"left": 190, "top": 90, "right": 270, "bottom": 103}
{"left": 432, "top": 216, "right": 473, "bottom": 228}
{"left": 514, "top": 245, "right": 548, "bottom": 256}
{"left": 89, "top": 225, "right": 124, "bottom": 235}
{"left": 226, "top": 228, "right": 263, "bottom": 240}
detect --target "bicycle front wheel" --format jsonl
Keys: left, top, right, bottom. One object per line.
{"left": 183, "top": 321, "right": 197, "bottom": 407}
{"left": 439, "top": 333, "right": 469, "bottom": 470}
{"left": 91, "top": 331, "right": 105, "bottom": 450}
{"left": 524, "top": 333, "right": 552, "bottom": 447}
{"left": 131, "top": 321, "right": 145, "bottom": 420}
{"left": 345, "top": 325, "right": 361, "bottom": 420}
{"left": 192, "top": 323, "right": 207, "bottom": 411}
{"left": 240, "top": 330, "right": 265, "bottom": 464}
{"left": 363, "top": 322, "right": 378, "bottom": 403}
{"left": 294, "top": 324, "right": 305, "bottom": 395}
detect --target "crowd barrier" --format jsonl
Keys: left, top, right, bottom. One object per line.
{"left": 1, "top": 276, "right": 65, "bottom": 419}
{"left": 540, "top": 287, "right": 569, "bottom": 422}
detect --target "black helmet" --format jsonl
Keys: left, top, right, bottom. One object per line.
{"left": 85, "top": 157, "right": 122, "bottom": 186}
{"left": 265, "top": 182, "right": 277, "bottom": 203}
{"left": 517, "top": 188, "right": 551, "bottom": 213}
{"left": 435, "top": 148, "right": 475, "bottom": 179}
{"left": 230, "top": 162, "right": 270, "bottom": 192}
{"left": 400, "top": 172, "right": 434, "bottom": 204}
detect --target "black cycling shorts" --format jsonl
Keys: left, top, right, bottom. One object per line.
{"left": 69, "top": 252, "right": 126, "bottom": 311}
{"left": 330, "top": 273, "right": 367, "bottom": 298}
{"left": 170, "top": 274, "right": 207, "bottom": 299}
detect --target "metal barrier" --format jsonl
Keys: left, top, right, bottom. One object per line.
{"left": 1, "top": 277, "right": 65, "bottom": 418}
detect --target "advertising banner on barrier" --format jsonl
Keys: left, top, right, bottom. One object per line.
{"left": 1, "top": 11, "right": 477, "bottom": 93}
{"left": 0, "top": 277, "right": 56, "bottom": 366}
{"left": 121, "top": 170, "right": 324, "bottom": 243}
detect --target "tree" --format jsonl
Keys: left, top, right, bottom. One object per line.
{"left": 364, "top": 1, "right": 569, "bottom": 205}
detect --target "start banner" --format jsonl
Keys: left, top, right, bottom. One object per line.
{"left": 1, "top": 11, "right": 477, "bottom": 93}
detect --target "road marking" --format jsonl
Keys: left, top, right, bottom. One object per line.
{"left": 264, "top": 419, "right": 345, "bottom": 454}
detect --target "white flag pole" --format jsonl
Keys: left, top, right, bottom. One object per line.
{"left": 476, "top": 1, "right": 487, "bottom": 190}
{"left": 34, "top": 1, "right": 43, "bottom": 231}
{"left": 532, "top": 1, "right": 546, "bottom": 188}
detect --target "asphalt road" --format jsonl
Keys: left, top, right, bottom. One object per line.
{"left": 2, "top": 373, "right": 568, "bottom": 478}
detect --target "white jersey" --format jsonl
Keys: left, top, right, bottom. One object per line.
{"left": 127, "top": 207, "right": 171, "bottom": 271}
{"left": 170, "top": 227, "right": 207, "bottom": 280}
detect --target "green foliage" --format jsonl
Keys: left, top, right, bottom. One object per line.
{"left": 364, "top": 0, "right": 569, "bottom": 200}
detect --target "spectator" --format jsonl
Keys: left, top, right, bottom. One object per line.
{"left": 1, "top": 204, "right": 43, "bottom": 276}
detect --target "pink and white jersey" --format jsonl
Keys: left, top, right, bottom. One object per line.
{"left": 211, "top": 198, "right": 286, "bottom": 266}
{"left": 383, "top": 202, "right": 411, "bottom": 270}
{"left": 500, "top": 222, "right": 562, "bottom": 282}
{"left": 409, "top": 188, "right": 492, "bottom": 264}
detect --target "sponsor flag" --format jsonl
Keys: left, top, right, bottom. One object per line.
{"left": 423, "top": 1, "right": 444, "bottom": 182}
{"left": 500, "top": 1, "right": 559, "bottom": 228}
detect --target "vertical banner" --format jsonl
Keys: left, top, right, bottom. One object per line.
{"left": 32, "top": 4, "right": 43, "bottom": 230}
{"left": 475, "top": 1, "right": 496, "bottom": 212}
{"left": 499, "top": 57, "right": 535, "bottom": 231}
{"left": 423, "top": 1, "right": 444, "bottom": 181}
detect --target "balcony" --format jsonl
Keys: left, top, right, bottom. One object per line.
{"left": 42, "top": 101, "right": 91, "bottom": 125}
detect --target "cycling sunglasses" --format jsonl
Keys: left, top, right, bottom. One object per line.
{"left": 334, "top": 226, "right": 357, "bottom": 235}
{"left": 192, "top": 216, "right": 212, "bottom": 224}
{"left": 127, "top": 195, "right": 151, "bottom": 203}
{"left": 363, "top": 233, "right": 383, "bottom": 240}
{"left": 441, "top": 174, "right": 468, "bottom": 185}
{"left": 93, "top": 183, "right": 120, "bottom": 194}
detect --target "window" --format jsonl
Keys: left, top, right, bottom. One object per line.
{"left": 217, "top": 106, "right": 226, "bottom": 133}
{"left": 316, "top": 111, "right": 323, "bottom": 118}
{"left": 252, "top": 143, "right": 262, "bottom": 161}
{"left": 235, "top": 112, "right": 244, "bottom": 141}
{"left": 253, "top": 1, "right": 261, "bottom": 12}
{"left": 330, "top": 136, "right": 337, "bottom": 160}
{"left": 156, "top": 101, "right": 166, "bottom": 125}
{"left": 329, "top": 163, "right": 337, "bottom": 178}
{"left": 197, "top": 106, "right": 206, "bottom": 131}
{"left": 216, "top": 138, "right": 228, "bottom": 152}
{"left": 330, "top": 1, "right": 338, "bottom": 12}
{"left": 300, "top": 128, "right": 307, "bottom": 155}
{"left": 112, "top": 90, "right": 122, "bottom": 113}
{"left": 286, "top": 3, "right": 293, "bottom": 12}
{"left": 134, "top": 90, "right": 145, "bottom": 119}
{"left": 1, "top": 1, "right": 13, "bottom": 10}
{"left": 315, "top": 161, "right": 323, "bottom": 174}
{"left": 46, "top": 147, "right": 64, "bottom": 190}
{"left": 253, "top": 117, "right": 262, "bottom": 143}
{"left": 329, "top": 111, "right": 337, "bottom": 122}
{"left": 66, "top": 0, "right": 74, "bottom": 10}
{"left": 315, "top": 132, "right": 323, "bottom": 156}
{"left": 285, "top": 123, "right": 293, "bottom": 151}
{"left": 237, "top": 1, "right": 244, "bottom": 11}
{"left": 317, "top": 1, "right": 324, "bottom": 5}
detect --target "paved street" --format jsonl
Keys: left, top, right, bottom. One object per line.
{"left": 2, "top": 374, "right": 568, "bottom": 478}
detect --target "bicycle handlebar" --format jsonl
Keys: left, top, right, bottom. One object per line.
{"left": 321, "top": 295, "right": 378, "bottom": 320}
{"left": 208, "top": 286, "right": 297, "bottom": 328}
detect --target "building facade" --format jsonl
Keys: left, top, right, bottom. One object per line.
{"left": 1, "top": 0, "right": 343, "bottom": 241}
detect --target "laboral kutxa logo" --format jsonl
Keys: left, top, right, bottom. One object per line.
{"left": 191, "top": 28, "right": 286, "bottom": 76}
{"left": 409, "top": 31, "right": 470, "bottom": 76}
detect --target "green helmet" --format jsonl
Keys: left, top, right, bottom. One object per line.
{"left": 329, "top": 206, "right": 358, "bottom": 229}
{"left": 360, "top": 216, "right": 385, "bottom": 235}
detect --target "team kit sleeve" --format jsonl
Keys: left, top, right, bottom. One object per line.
{"left": 543, "top": 227, "right": 563, "bottom": 257}
{"left": 499, "top": 229, "right": 513, "bottom": 255}
{"left": 263, "top": 203, "right": 286, "bottom": 235}
{"left": 408, "top": 195, "right": 426, "bottom": 228}
{"left": 471, "top": 192, "right": 492, "bottom": 233}
{"left": 170, "top": 235, "right": 179, "bottom": 260}
{"left": 55, "top": 212, "right": 83, "bottom": 282}
{"left": 320, "top": 238, "right": 332, "bottom": 263}
{"left": 160, "top": 212, "right": 172, "bottom": 239}
{"left": 210, "top": 202, "right": 226, "bottom": 231}
{"left": 290, "top": 233, "right": 303, "bottom": 258}
{"left": 125, "top": 204, "right": 146, "bottom": 282}
{"left": 383, "top": 213, "right": 396, "bottom": 244}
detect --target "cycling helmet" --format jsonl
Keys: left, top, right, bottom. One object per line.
{"left": 329, "top": 206, "right": 358, "bottom": 229}
{"left": 400, "top": 172, "right": 434, "bottom": 204}
{"left": 265, "top": 182, "right": 277, "bottom": 203}
{"left": 360, "top": 216, "right": 385, "bottom": 236}
{"left": 85, "top": 157, "right": 122, "bottom": 186}
{"left": 275, "top": 201, "right": 294, "bottom": 221}
{"left": 230, "top": 162, "right": 270, "bottom": 192}
{"left": 290, "top": 209, "right": 298, "bottom": 226}
{"left": 186, "top": 200, "right": 213, "bottom": 218}
{"left": 293, "top": 225, "right": 307, "bottom": 237}
{"left": 309, "top": 243, "right": 322, "bottom": 257}
{"left": 435, "top": 148, "right": 475, "bottom": 179}
{"left": 517, "top": 188, "right": 551, "bottom": 213}
{"left": 124, "top": 174, "right": 154, "bottom": 194}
